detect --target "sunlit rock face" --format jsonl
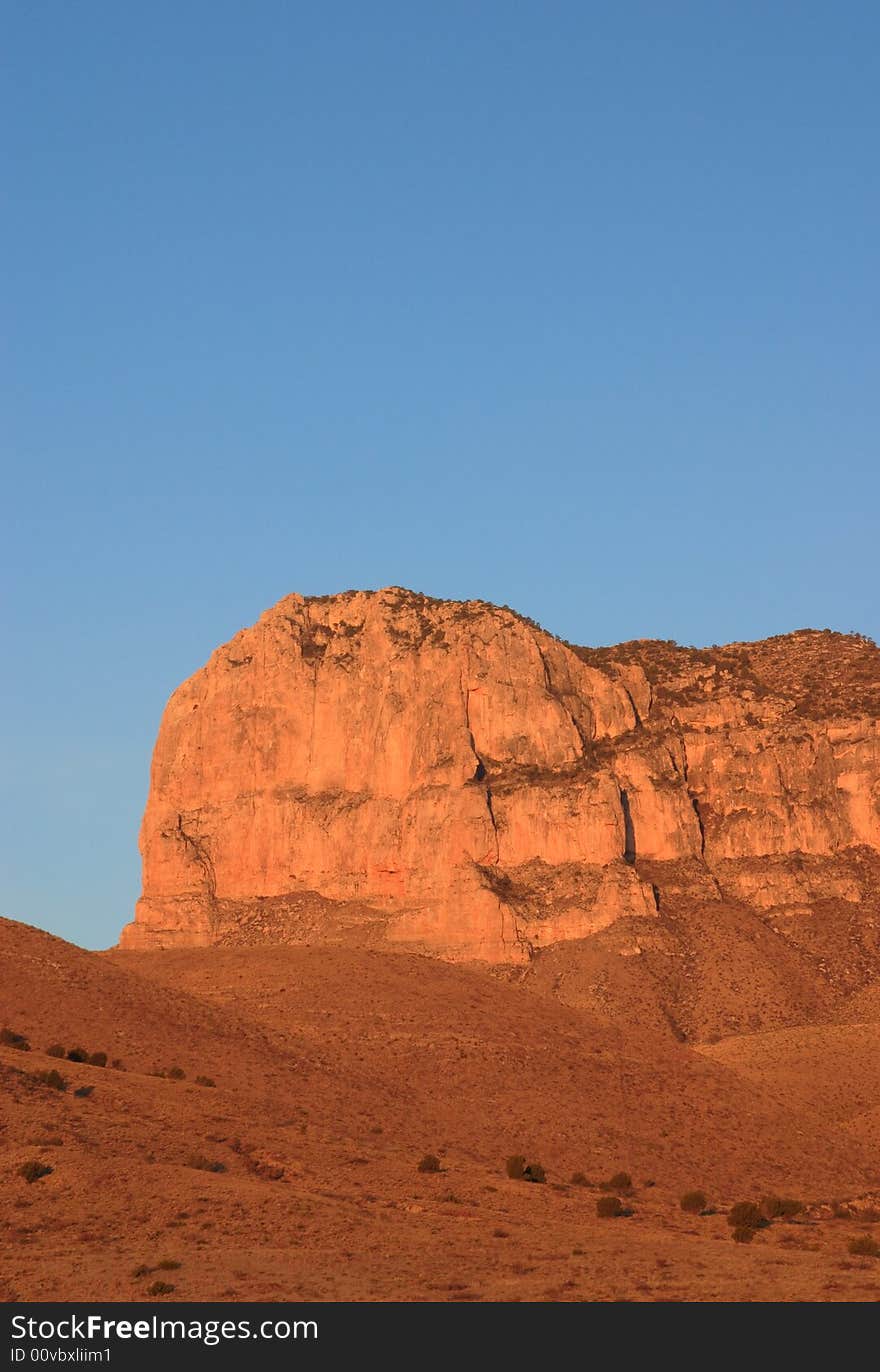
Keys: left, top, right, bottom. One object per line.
{"left": 120, "top": 589, "right": 880, "bottom": 963}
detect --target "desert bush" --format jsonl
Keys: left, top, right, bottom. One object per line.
{"left": 570, "top": 1172, "right": 591, "bottom": 1187}
{"left": 46, "top": 1044, "right": 65, "bottom": 1059}
{"left": 74, "top": 1085, "right": 94, "bottom": 1098}
{"left": 596, "top": 1195, "right": 625, "bottom": 1218}
{"left": 66, "top": 1047, "right": 89, "bottom": 1063}
{"left": 727, "top": 1201, "right": 769, "bottom": 1231}
{"left": 130, "top": 1265, "right": 151, "bottom": 1279}
{"left": 156, "top": 1259, "right": 181, "bottom": 1271}
{"left": 147, "top": 1281, "right": 175, "bottom": 1296}
{"left": 523, "top": 1163, "right": 546, "bottom": 1184}
{"left": 167, "top": 1066, "right": 186, "bottom": 1080}
{"left": 602, "top": 1171, "right": 632, "bottom": 1192}
{"left": 760, "top": 1195, "right": 803, "bottom": 1220}
{"left": 111, "top": 1059, "right": 125, "bottom": 1071}
{"left": 1, "top": 1027, "right": 30, "bottom": 1051}
{"left": 732, "top": 1226, "right": 755, "bottom": 1244}
{"left": 185, "top": 1154, "right": 226, "bottom": 1174}
{"left": 19, "top": 1161, "right": 52, "bottom": 1184}
{"left": 33, "top": 1069, "right": 67, "bottom": 1092}
{"left": 848, "top": 1235, "right": 880, "bottom": 1258}
{"left": 195, "top": 1075, "right": 215, "bottom": 1087}
{"left": 680, "top": 1191, "right": 708, "bottom": 1214}
{"left": 88, "top": 1052, "right": 107, "bottom": 1068}
{"left": 505, "top": 1155, "right": 525, "bottom": 1180}
{"left": 417, "top": 1154, "right": 442, "bottom": 1173}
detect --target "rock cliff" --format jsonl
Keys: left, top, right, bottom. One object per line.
{"left": 120, "top": 589, "right": 880, "bottom": 965}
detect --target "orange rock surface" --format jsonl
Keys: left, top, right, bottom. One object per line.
{"left": 120, "top": 589, "right": 880, "bottom": 962}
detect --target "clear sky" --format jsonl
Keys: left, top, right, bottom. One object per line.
{"left": 3, "top": 2, "right": 878, "bottom": 949}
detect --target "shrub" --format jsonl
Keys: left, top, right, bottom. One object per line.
{"left": 727, "top": 1202, "right": 769, "bottom": 1231}
{"left": 66, "top": 1047, "right": 89, "bottom": 1063}
{"left": 523, "top": 1163, "right": 546, "bottom": 1184}
{"left": 1, "top": 1028, "right": 30, "bottom": 1051}
{"left": 570, "top": 1172, "right": 591, "bottom": 1187}
{"left": 185, "top": 1154, "right": 226, "bottom": 1174}
{"left": 147, "top": 1281, "right": 175, "bottom": 1296}
{"left": 19, "top": 1161, "right": 52, "bottom": 1184}
{"left": 167, "top": 1066, "right": 186, "bottom": 1081}
{"left": 156, "top": 1259, "right": 181, "bottom": 1271}
{"left": 46, "top": 1044, "right": 65, "bottom": 1059}
{"left": 74, "top": 1085, "right": 94, "bottom": 1098}
{"left": 596, "top": 1195, "right": 625, "bottom": 1218}
{"left": 417, "top": 1154, "right": 442, "bottom": 1173}
{"left": 505, "top": 1155, "right": 525, "bottom": 1180}
{"left": 681, "top": 1190, "right": 708, "bottom": 1214}
{"left": 760, "top": 1195, "right": 803, "bottom": 1220}
{"left": 732, "top": 1225, "right": 755, "bottom": 1244}
{"left": 195, "top": 1076, "right": 215, "bottom": 1088}
{"left": 603, "top": 1171, "right": 633, "bottom": 1192}
{"left": 848, "top": 1235, "right": 880, "bottom": 1258}
{"left": 131, "top": 1265, "right": 151, "bottom": 1279}
{"left": 88, "top": 1052, "right": 107, "bottom": 1068}
{"left": 111, "top": 1059, "right": 125, "bottom": 1071}
{"left": 33, "top": 1069, "right": 67, "bottom": 1092}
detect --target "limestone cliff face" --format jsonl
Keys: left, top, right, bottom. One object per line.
{"left": 120, "top": 589, "right": 880, "bottom": 962}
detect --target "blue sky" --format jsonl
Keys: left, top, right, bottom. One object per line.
{"left": 3, "top": 2, "right": 878, "bottom": 948}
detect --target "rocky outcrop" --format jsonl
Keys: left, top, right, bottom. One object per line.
{"left": 120, "top": 589, "right": 880, "bottom": 963}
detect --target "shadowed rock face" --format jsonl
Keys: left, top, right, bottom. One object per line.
{"left": 120, "top": 588, "right": 880, "bottom": 962}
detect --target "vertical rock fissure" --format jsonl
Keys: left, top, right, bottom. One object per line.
{"left": 535, "top": 642, "right": 591, "bottom": 754}
{"left": 619, "top": 789, "right": 636, "bottom": 864}
{"left": 679, "top": 734, "right": 707, "bottom": 859}
{"left": 690, "top": 796, "right": 706, "bottom": 856}
{"left": 460, "top": 673, "right": 500, "bottom": 863}
{"left": 618, "top": 683, "right": 643, "bottom": 728}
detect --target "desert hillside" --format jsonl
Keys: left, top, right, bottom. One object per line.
{"left": 3, "top": 915, "right": 880, "bottom": 1302}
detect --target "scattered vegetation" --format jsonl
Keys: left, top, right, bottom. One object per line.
{"left": 727, "top": 1202, "right": 769, "bottom": 1231}
{"left": 130, "top": 1265, "right": 150, "bottom": 1279}
{"left": 167, "top": 1066, "right": 186, "bottom": 1081}
{"left": 596, "top": 1195, "right": 627, "bottom": 1218}
{"left": 505, "top": 1154, "right": 545, "bottom": 1182}
{"left": 32, "top": 1069, "right": 67, "bottom": 1092}
{"left": 147, "top": 1281, "right": 175, "bottom": 1297}
{"left": 88, "top": 1052, "right": 107, "bottom": 1068}
{"left": 66, "top": 1047, "right": 90, "bottom": 1063}
{"left": 417, "top": 1154, "right": 442, "bottom": 1173}
{"left": 46, "top": 1044, "right": 65, "bottom": 1059}
{"left": 156, "top": 1259, "right": 182, "bottom": 1271}
{"left": 848, "top": 1235, "right": 880, "bottom": 1258}
{"left": 195, "top": 1075, "right": 215, "bottom": 1088}
{"left": 74, "top": 1085, "right": 94, "bottom": 1098}
{"left": 19, "top": 1161, "right": 52, "bottom": 1184}
{"left": 229, "top": 1138, "right": 284, "bottom": 1181}
{"left": 732, "top": 1226, "right": 756, "bottom": 1244}
{"left": 570, "top": 1172, "right": 591, "bottom": 1187}
{"left": 601, "top": 1171, "right": 633, "bottom": 1193}
{"left": 185, "top": 1153, "right": 226, "bottom": 1174}
{"left": 760, "top": 1195, "right": 803, "bottom": 1220}
{"left": 680, "top": 1191, "right": 708, "bottom": 1214}
{"left": 1, "top": 1027, "right": 30, "bottom": 1051}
